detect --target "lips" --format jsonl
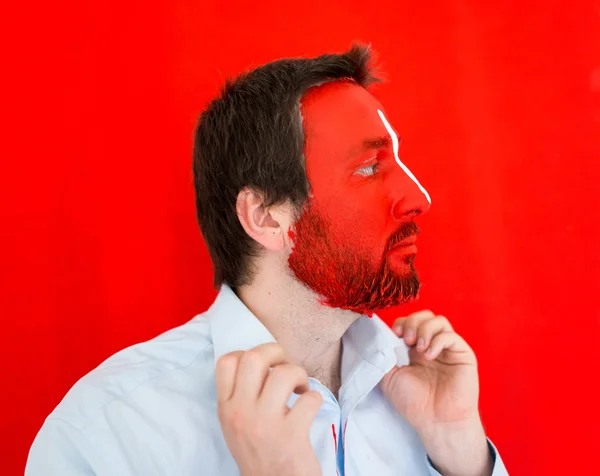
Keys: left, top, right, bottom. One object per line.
{"left": 388, "top": 235, "right": 418, "bottom": 258}
{"left": 392, "top": 234, "right": 417, "bottom": 249}
{"left": 387, "top": 222, "right": 421, "bottom": 254}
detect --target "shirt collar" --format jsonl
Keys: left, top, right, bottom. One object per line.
{"left": 209, "top": 285, "right": 277, "bottom": 364}
{"left": 343, "top": 313, "right": 410, "bottom": 373}
{"left": 209, "top": 285, "right": 409, "bottom": 372}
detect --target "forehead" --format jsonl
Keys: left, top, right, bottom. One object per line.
{"left": 300, "top": 81, "right": 387, "bottom": 148}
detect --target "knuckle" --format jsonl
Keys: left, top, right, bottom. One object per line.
{"left": 270, "top": 364, "right": 290, "bottom": 380}
{"left": 270, "top": 363, "right": 284, "bottom": 375}
{"left": 260, "top": 342, "right": 284, "bottom": 355}
{"left": 271, "top": 364, "right": 307, "bottom": 385}
{"left": 295, "top": 365, "right": 309, "bottom": 380}
{"left": 441, "top": 331, "right": 456, "bottom": 345}
{"left": 241, "top": 349, "right": 263, "bottom": 366}
{"left": 416, "top": 309, "right": 435, "bottom": 318}
{"left": 436, "top": 314, "right": 451, "bottom": 325}
{"left": 405, "top": 314, "right": 417, "bottom": 324}
{"left": 216, "top": 353, "right": 238, "bottom": 372}
{"left": 408, "top": 310, "right": 432, "bottom": 325}
{"left": 290, "top": 366, "right": 309, "bottom": 386}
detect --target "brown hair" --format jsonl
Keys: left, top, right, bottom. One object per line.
{"left": 193, "top": 45, "right": 379, "bottom": 287}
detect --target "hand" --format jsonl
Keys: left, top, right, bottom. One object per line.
{"left": 215, "top": 343, "right": 323, "bottom": 476}
{"left": 380, "top": 311, "right": 493, "bottom": 476}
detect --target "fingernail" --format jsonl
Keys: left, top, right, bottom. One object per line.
{"left": 417, "top": 337, "right": 425, "bottom": 349}
{"left": 405, "top": 328, "right": 415, "bottom": 341}
{"left": 394, "top": 324, "right": 403, "bottom": 335}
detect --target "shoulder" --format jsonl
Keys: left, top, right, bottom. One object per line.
{"left": 48, "top": 312, "right": 216, "bottom": 431}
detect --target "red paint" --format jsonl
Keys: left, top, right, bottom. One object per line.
{"left": 288, "top": 82, "right": 430, "bottom": 314}
{"left": 390, "top": 244, "right": 417, "bottom": 256}
{"left": 332, "top": 423, "right": 337, "bottom": 451}
{"left": 332, "top": 423, "right": 340, "bottom": 476}
{"left": 2, "top": 3, "right": 598, "bottom": 474}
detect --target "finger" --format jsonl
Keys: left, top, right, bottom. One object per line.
{"left": 233, "top": 343, "right": 290, "bottom": 401}
{"left": 287, "top": 390, "right": 323, "bottom": 433}
{"left": 215, "top": 351, "right": 244, "bottom": 403}
{"left": 259, "top": 363, "right": 310, "bottom": 414}
{"left": 396, "top": 310, "right": 436, "bottom": 345}
{"left": 391, "top": 317, "right": 407, "bottom": 336}
{"left": 425, "top": 331, "right": 471, "bottom": 361}
{"left": 392, "top": 310, "right": 436, "bottom": 337}
{"left": 414, "top": 315, "right": 453, "bottom": 353}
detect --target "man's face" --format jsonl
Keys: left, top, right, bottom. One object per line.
{"left": 288, "top": 81, "right": 431, "bottom": 315}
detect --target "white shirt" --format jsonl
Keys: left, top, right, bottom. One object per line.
{"left": 26, "top": 285, "right": 508, "bottom": 475}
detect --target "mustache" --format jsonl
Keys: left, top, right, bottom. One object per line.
{"left": 386, "top": 221, "right": 421, "bottom": 251}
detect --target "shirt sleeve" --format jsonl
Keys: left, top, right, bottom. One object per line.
{"left": 25, "top": 418, "right": 96, "bottom": 476}
{"left": 427, "top": 438, "right": 509, "bottom": 476}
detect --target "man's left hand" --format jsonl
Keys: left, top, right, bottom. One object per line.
{"left": 380, "top": 310, "right": 494, "bottom": 476}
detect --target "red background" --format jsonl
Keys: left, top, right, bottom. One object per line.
{"left": 2, "top": 1, "right": 599, "bottom": 474}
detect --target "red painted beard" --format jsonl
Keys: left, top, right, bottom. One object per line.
{"left": 288, "top": 204, "right": 421, "bottom": 315}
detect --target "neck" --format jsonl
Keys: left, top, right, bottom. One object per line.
{"left": 235, "top": 264, "right": 360, "bottom": 396}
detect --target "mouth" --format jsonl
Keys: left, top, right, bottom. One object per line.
{"left": 388, "top": 234, "right": 418, "bottom": 259}
{"left": 391, "top": 234, "right": 418, "bottom": 249}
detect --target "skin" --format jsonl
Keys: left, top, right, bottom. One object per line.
{"left": 384, "top": 311, "right": 493, "bottom": 476}
{"left": 219, "top": 81, "right": 493, "bottom": 476}
{"left": 216, "top": 343, "right": 323, "bottom": 476}
{"left": 289, "top": 82, "right": 430, "bottom": 314}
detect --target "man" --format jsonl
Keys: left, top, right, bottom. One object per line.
{"left": 26, "top": 45, "right": 508, "bottom": 475}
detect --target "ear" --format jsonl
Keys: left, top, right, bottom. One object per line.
{"left": 236, "top": 187, "right": 294, "bottom": 251}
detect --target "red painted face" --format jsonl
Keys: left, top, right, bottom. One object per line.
{"left": 288, "top": 81, "right": 431, "bottom": 314}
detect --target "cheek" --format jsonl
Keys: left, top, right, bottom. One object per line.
{"left": 318, "top": 188, "right": 394, "bottom": 248}
{"left": 306, "top": 153, "right": 396, "bottom": 248}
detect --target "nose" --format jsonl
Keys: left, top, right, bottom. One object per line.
{"left": 391, "top": 180, "right": 431, "bottom": 221}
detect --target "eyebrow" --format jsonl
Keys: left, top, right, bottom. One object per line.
{"left": 363, "top": 136, "right": 392, "bottom": 149}
{"left": 347, "top": 135, "right": 395, "bottom": 162}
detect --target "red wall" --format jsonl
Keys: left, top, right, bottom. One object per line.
{"left": 2, "top": 1, "right": 599, "bottom": 474}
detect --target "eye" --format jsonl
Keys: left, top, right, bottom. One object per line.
{"left": 354, "top": 162, "right": 380, "bottom": 177}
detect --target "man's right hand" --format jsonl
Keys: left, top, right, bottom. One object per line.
{"left": 215, "top": 343, "right": 323, "bottom": 476}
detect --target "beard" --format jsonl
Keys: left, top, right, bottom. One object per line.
{"left": 288, "top": 205, "right": 421, "bottom": 315}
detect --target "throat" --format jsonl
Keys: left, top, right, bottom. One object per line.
{"left": 314, "top": 372, "right": 342, "bottom": 400}
{"left": 303, "top": 340, "right": 344, "bottom": 400}
{"left": 233, "top": 280, "right": 357, "bottom": 402}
